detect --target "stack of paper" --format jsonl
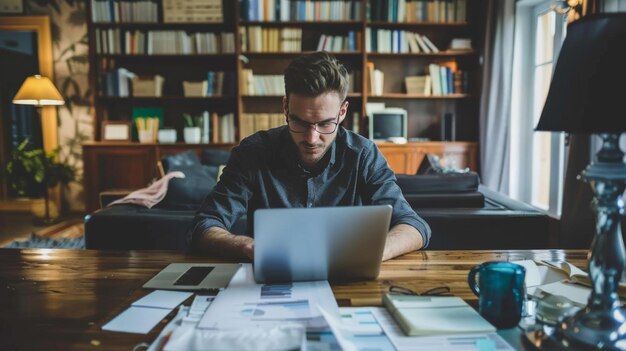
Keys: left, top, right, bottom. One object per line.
{"left": 383, "top": 294, "right": 495, "bottom": 336}
{"left": 102, "top": 290, "right": 193, "bottom": 334}
{"left": 197, "top": 264, "right": 339, "bottom": 331}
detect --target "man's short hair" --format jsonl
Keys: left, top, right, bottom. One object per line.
{"left": 284, "top": 51, "right": 349, "bottom": 102}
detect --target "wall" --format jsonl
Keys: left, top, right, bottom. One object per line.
{"left": 24, "top": 0, "right": 93, "bottom": 212}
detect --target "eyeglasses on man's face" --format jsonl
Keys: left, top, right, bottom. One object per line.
{"left": 286, "top": 109, "right": 341, "bottom": 135}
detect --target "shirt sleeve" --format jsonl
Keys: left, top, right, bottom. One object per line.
{"left": 359, "top": 144, "right": 432, "bottom": 248}
{"left": 191, "top": 146, "right": 254, "bottom": 245}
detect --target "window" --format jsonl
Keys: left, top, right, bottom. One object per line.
{"left": 510, "top": 1, "right": 567, "bottom": 215}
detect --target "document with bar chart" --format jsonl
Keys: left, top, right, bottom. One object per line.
{"left": 197, "top": 264, "right": 339, "bottom": 331}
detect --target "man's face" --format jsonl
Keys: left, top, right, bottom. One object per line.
{"left": 283, "top": 92, "right": 348, "bottom": 170}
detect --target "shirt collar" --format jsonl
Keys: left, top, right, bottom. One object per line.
{"left": 278, "top": 126, "right": 339, "bottom": 174}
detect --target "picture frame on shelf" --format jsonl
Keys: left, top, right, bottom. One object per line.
{"left": 102, "top": 121, "right": 131, "bottom": 142}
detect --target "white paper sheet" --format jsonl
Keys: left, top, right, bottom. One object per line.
{"left": 132, "top": 290, "right": 193, "bottom": 309}
{"left": 102, "top": 290, "right": 193, "bottom": 334}
{"left": 318, "top": 305, "right": 358, "bottom": 351}
{"left": 197, "top": 264, "right": 339, "bottom": 331}
{"left": 532, "top": 281, "right": 591, "bottom": 306}
{"left": 372, "top": 307, "right": 515, "bottom": 351}
{"left": 102, "top": 306, "right": 172, "bottom": 334}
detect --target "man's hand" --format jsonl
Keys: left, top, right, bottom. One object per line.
{"left": 197, "top": 227, "right": 255, "bottom": 261}
{"left": 382, "top": 224, "right": 424, "bottom": 261}
{"left": 241, "top": 240, "right": 254, "bottom": 260}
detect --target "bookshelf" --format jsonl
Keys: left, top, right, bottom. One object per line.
{"left": 84, "top": 0, "right": 486, "bottom": 212}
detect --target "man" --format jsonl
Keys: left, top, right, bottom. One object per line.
{"left": 192, "top": 51, "right": 430, "bottom": 260}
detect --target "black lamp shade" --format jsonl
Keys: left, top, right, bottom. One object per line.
{"left": 536, "top": 14, "right": 626, "bottom": 134}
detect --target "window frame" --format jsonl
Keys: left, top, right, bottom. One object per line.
{"left": 511, "top": 0, "right": 567, "bottom": 216}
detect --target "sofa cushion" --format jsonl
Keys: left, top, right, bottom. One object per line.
{"left": 201, "top": 149, "right": 231, "bottom": 167}
{"left": 396, "top": 172, "right": 480, "bottom": 194}
{"left": 160, "top": 165, "right": 218, "bottom": 210}
{"left": 161, "top": 150, "right": 201, "bottom": 173}
{"left": 405, "top": 192, "right": 485, "bottom": 208}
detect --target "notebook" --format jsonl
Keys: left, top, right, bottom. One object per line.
{"left": 383, "top": 294, "right": 496, "bottom": 336}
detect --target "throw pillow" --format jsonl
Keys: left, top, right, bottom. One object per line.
{"left": 201, "top": 149, "right": 231, "bottom": 167}
{"left": 160, "top": 165, "right": 218, "bottom": 210}
{"left": 161, "top": 150, "right": 201, "bottom": 174}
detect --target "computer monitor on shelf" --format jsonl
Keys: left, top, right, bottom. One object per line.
{"left": 369, "top": 108, "right": 408, "bottom": 141}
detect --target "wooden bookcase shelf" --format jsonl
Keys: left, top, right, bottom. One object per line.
{"left": 367, "top": 21, "right": 470, "bottom": 27}
{"left": 98, "top": 54, "right": 237, "bottom": 59}
{"left": 84, "top": 0, "right": 486, "bottom": 211}
{"left": 243, "top": 51, "right": 361, "bottom": 57}
{"left": 240, "top": 21, "right": 363, "bottom": 27}
{"left": 367, "top": 93, "right": 471, "bottom": 99}
{"left": 366, "top": 51, "right": 477, "bottom": 57}
{"left": 96, "top": 96, "right": 235, "bottom": 102}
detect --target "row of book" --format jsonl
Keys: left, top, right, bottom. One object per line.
{"left": 316, "top": 31, "right": 361, "bottom": 52}
{"left": 366, "top": 62, "right": 385, "bottom": 96}
{"left": 426, "top": 63, "right": 463, "bottom": 95}
{"left": 347, "top": 71, "right": 361, "bottom": 93}
{"left": 90, "top": 0, "right": 465, "bottom": 24}
{"left": 239, "top": 113, "right": 286, "bottom": 139}
{"left": 100, "top": 69, "right": 166, "bottom": 97}
{"left": 203, "top": 112, "right": 241, "bottom": 143}
{"left": 182, "top": 71, "right": 237, "bottom": 97}
{"left": 366, "top": 61, "right": 466, "bottom": 96}
{"left": 240, "top": 70, "right": 286, "bottom": 96}
{"left": 368, "top": 0, "right": 466, "bottom": 23}
{"left": 366, "top": 29, "right": 439, "bottom": 53}
{"left": 99, "top": 68, "right": 136, "bottom": 97}
{"left": 240, "top": 0, "right": 362, "bottom": 21}
{"left": 95, "top": 29, "right": 236, "bottom": 55}
{"left": 179, "top": 111, "right": 235, "bottom": 144}
{"left": 240, "top": 27, "right": 302, "bottom": 52}
{"left": 163, "top": 0, "right": 222, "bottom": 23}
{"left": 90, "top": 0, "right": 158, "bottom": 23}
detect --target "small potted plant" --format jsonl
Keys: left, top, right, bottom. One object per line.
{"left": 183, "top": 113, "right": 202, "bottom": 144}
{"left": 2, "top": 138, "right": 75, "bottom": 223}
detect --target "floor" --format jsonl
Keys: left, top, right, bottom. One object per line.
{"left": 0, "top": 213, "right": 83, "bottom": 246}
{"left": 0, "top": 213, "right": 40, "bottom": 244}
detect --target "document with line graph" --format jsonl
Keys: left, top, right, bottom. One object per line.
{"left": 197, "top": 264, "right": 339, "bottom": 331}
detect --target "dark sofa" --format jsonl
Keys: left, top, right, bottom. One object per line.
{"left": 85, "top": 150, "right": 553, "bottom": 250}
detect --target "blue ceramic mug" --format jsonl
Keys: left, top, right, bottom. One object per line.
{"left": 468, "top": 261, "right": 526, "bottom": 329}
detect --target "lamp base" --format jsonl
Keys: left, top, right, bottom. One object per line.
{"left": 557, "top": 306, "right": 626, "bottom": 350}
{"left": 526, "top": 308, "right": 626, "bottom": 350}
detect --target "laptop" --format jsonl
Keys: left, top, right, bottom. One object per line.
{"left": 253, "top": 205, "right": 392, "bottom": 283}
{"left": 143, "top": 263, "right": 240, "bottom": 292}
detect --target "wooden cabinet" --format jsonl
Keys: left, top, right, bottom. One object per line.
{"left": 82, "top": 142, "right": 234, "bottom": 212}
{"left": 377, "top": 141, "right": 477, "bottom": 174}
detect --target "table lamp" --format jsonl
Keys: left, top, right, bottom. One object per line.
{"left": 531, "top": 14, "right": 626, "bottom": 350}
{"left": 12, "top": 74, "right": 65, "bottom": 224}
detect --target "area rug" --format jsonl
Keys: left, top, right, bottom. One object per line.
{"left": 1, "top": 218, "right": 85, "bottom": 249}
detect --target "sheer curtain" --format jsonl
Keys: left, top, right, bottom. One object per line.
{"left": 478, "top": 0, "right": 516, "bottom": 192}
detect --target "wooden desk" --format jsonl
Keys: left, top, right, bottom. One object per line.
{"left": 0, "top": 249, "right": 587, "bottom": 350}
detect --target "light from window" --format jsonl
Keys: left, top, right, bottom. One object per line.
{"left": 531, "top": 11, "right": 556, "bottom": 210}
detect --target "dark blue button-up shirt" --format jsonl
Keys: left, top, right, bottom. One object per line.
{"left": 192, "top": 126, "right": 431, "bottom": 246}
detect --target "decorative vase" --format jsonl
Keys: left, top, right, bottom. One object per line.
{"left": 184, "top": 127, "right": 201, "bottom": 144}
{"left": 158, "top": 129, "right": 177, "bottom": 143}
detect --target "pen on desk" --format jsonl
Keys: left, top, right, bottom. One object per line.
{"left": 156, "top": 331, "right": 172, "bottom": 351}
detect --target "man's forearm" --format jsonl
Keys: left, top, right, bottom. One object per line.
{"left": 196, "top": 226, "right": 254, "bottom": 260}
{"left": 382, "top": 223, "right": 424, "bottom": 261}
